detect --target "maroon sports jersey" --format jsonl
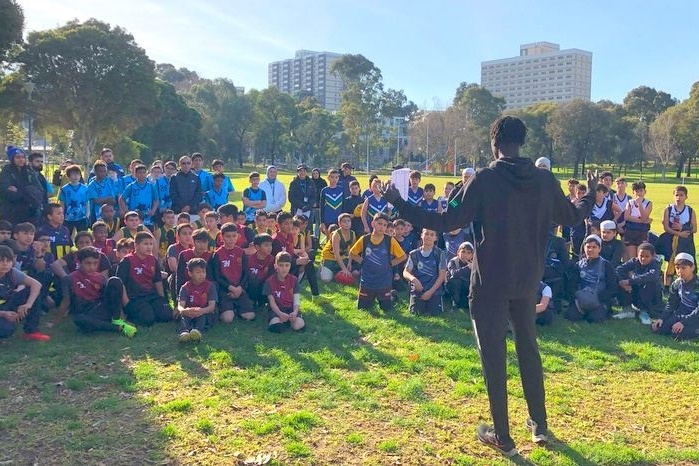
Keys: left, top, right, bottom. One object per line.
{"left": 179, "top": 280, "right": 218, "bottom": 308}
{"left": 116, "top": 253, "right": 160, "bottom": 297}
{"left": 245, "top": 252, "right": 274, "bottom": 283}
{"left": 263, "top": 274, "right": 299, "bottom": 309}
{"left": 63, "top": 251, "right": 112, "bottom": 273}
{"left": 69, "top": 269, "right": 106, "bottom": 302}
{"left": 213, "top": 245, "right": 245, "bottom": 286}
{"left": 272, "top": 231, "right": 296, "bottom": 255}
{"left": 177, "top": 249, "right": 212, "bottom": 284}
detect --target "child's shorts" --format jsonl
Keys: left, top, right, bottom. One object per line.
{"left": 409, "top": 293, "right": 443, "bottom": 316}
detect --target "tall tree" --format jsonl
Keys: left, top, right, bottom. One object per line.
{"left": 623, "top": 85, "right": 677, "bottom": 124}
{"left": 252, "top": 86, "right": 297, "bottom": 165}
{"left": 646, "top": 105, "right": 683, "bottom": 180}
{"left": 509, "top": 102, "right": 557, "bottom": 161}
{"left": 19, "top": 19, "right": 157, "bottom": 163}
{"left": 220, "top": 92, "right": 255, "bottom": 167}
{"left": 0, "top": 0, "right": 23, "bottom": 61}
{"left": 131, "top": 80, "right": 202, "bottom": 161}
{"left": 186, "top": 78, "right": 239, "bottom": 158}
{"left": 547, "top": 100, "right": 607, "bottom": 177}
{"left": 292, "top": 99, "right": 341, "bottom": 167}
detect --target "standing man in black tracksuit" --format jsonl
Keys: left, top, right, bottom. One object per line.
{"left": 169, "top": 155, "right": 202, "bottom": 217}
{"left": 382, "top": 116, "right": 597, "bottom": 457}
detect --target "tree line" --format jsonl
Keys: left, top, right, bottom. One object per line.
{"left": 1, "top": 1, "right": 697, "bottom": 178}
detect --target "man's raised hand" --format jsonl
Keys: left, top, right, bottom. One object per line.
{"left": 380, "top": 181, "right": 401, "bottom": 204}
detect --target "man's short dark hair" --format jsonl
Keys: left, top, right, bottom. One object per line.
{"left": 187, "top": 257, "right": 207, "bottom": 273}
{"left": 490, "top": 116, "right": 527, "bottom": 148}
{"left": 192, "top": 228, "right": 209, "bottom": 243}
{"left": 253, "top": 233, "right": 273, "bottom": 246}
{"left": 77, "top": 246, "right": 100, "bottom": 262}
{"left": 13, "top": 222, "right": 35, "bottom": 234}
{"left": 213, "top": 172, "right": 225, "bottom": 181}
{"left": 276, "top": 212, "right": 293, "bottom": 224}
{"left": 29, "top": 152, "right": 43, "bottom": 162}
{"left": 218, "top": 204, "right": 238, "bottom": 218}
{"left": 0, "top": 245, "right": 16, "bottom": 261}
{"left": 0, "top": 220, "right": 13, "bottom": 232}
{"left": 44, "top": 203, "right": 62, "bottom": 218}
{"left": 220, "top": 222, "right": 238, "bottom": 235}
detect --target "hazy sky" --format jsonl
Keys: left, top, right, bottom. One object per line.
{"left": 18, "top": 0, "right": 699, "bottom": 108}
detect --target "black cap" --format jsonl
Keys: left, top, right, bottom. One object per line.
{"left": 297, "top": 164, "right": 308, "bottom": 171}
{"left": 341, "top": 162, "right": 353, "bottom": 169}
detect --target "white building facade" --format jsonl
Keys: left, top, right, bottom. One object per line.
{"left": 481, "top": 42, "right": 592, "bottom": 109}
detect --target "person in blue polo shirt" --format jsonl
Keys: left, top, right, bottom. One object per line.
{"left": 120, "top": 165, "right": 158, "bottom": 228}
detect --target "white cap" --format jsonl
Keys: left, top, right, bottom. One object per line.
{"left": 462, "top": 168, "right": 475, "bottom": 176}
{"left": 584, "top": 234, "right": 602, "bottom": 247}
{"left": 674, "top": 253, "right": 695, "bottom": 264}
{"left": 535, "top": 157, "right": 551, "bottom": 170}
{"left": 600, "top": 220, "right": 617, "bottom": 231}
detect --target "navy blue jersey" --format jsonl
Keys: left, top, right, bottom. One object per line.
{"left": 122, "top": 180, "right": 158, "bottom": 225}
{"left": 442, "top": 229, "right": 468, "bottom": 261}
{"left": 36, "top": 223, "right": 72, "bottom": 260}
{"left": 86, "top": 178, "right": 117, "bottom": 221}
{"left": 422, "top": 198, "right": 439, "bottom": 212}
{"left": 59, "top": 183, "right": 89, "bottom": 221}
{"left": 366, "top": 195, "right": 389, "bottom": 224}
{"left": 320, "top": 185, "right": 345, "bottom": 226}
{"left": 357, "top": 234, "right": 393, "bottom": 289}
{"left": 407, "top": 187, "right": 424, "bottom": 206}
{"left": 406, "top": 247, "right": 446, "bottom": 296}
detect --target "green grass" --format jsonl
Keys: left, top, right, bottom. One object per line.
{"left": 4, "top": 174, "right": 699, "bottom": 464}
{"left": 1, "top": 279, "right": 698, "bottom": 465}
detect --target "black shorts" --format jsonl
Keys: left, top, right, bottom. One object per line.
{"left": 218, "top": 291, "right": 254, "bottom": 316}
{"left": 409, "top": 293, "right": 444, "bottom": 316}
{"left": 357, "top": 286, "right": 393, "bottom": 311}
{"left": 624, "top": 229, "right": 648, "bottom": 247}
{"left": 267, "top": 307, "right": 302, "bottom": 323}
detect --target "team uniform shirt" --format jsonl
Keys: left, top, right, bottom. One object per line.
{"left": 119, "top": 225, "right": 146, "bottom": 240}
{"left": 116, "top": 253, "right": 161, "bottom": 298}
{"left": 122, "top": 180, "right": 158, "bottom": 226}
{"left": 365, "top": 195, "right": 389, "bottom": 224}
{"left": 663, "top": 276, "right": 699, "bottom": 323}
{"left": 245, "top": 252, "right": 275, "bottom": 283}
{"left": 179, "top": 280, "right": 218, "bottom": 308}
{"left": 442, "top": 229, "right": 469, "bottom": 261}
{"left": 86, "top": 177, "right": 117, "bottom": 221}
{"left": 206, "top": 188, "right": 229, "bottom": 211}
{"left": 211, "top": 245, "right": 246, "bottom": 288}
{"left": 61, "top": 250, "right": 111, "bottom": 274}
{"left": 626, "top": 199, "right": 652, "bottom": 232}
{"left": 154, "top": 176, "right": 171, "bottom": 211}
{"left": 93, "top": 239, "right": 116, "bottom": 262}
{"left": 321, "top": 230, "right": 356, "bottom": 261}
{"left": 64, "top": 269, "right": 107, "bottom": 311}
{"left": 272, "top": 231, "right": 297, "bottom": 257}
{"left": 613, "top": 192, "right": 630, "bottom": 223}
{"left": 349, "top": 234, "right": 405, "bottom": 290}
{"left": 122, "top": 174, "right": 135, "bottom": 187}
{"left": 158, "top": 226, "right": 176, "bottom": 258}
{"left": 342, "top": 194, "right": 365, "bottom": 235}
{"left": 438, "top": 196, "right": 449, "bottom": 212}
{"left": 166, "top": 243, "right": 192, "bottom": 273}
{"left": 14, "top": 247, "right": 36, "bottom": 274}
{"left": 589, "top": 199, "right": 614, "bottom": 224}
{"left": 101, "top": 217, "right": 121, "bottom": 238}
{"left": 320, "top": 185, "right": 345, "bottom": 226}
{"left": 176, "top": 249, "right": 213, "bottom": 289}
{"left": 405, "top": 246, "right": 447, "bottom": 296}
{"left": 407, "top": 187, "right": 424, "bottom": 207}
{"left": 422, "top": 198, "right": 439, "bottom": 213}
{"left": 262, "top": 274, "right": 299, "bottom": 310}
{"left": 396, "top": 235, "right": 417, "bottom": 256}
{"left": 36, "top": 223, "right": 73, "bottom": 260}
{"left": 242, "top": 187, "right": 267, "bottom": 222}
{"left": 195, "top": 170, "right": 214, "bottom": 195}
{"left": 0, "top": 268, "right": 28, "bottom": 304}
{"left": 59, "top": 183, "right": 89, "bottom": 221}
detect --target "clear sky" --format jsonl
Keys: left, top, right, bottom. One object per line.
{"left": 18, "top": 0, "right": 699, "bottom": 109}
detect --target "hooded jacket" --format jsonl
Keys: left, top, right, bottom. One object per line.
{"left": 288, "top": 175, "right": 316, "bottom": 214}
{"left": 386, "top": 157, "right": 596, "bottom": 297}
{"left": 259, "top": 167, "right": 287, "bottom": 213}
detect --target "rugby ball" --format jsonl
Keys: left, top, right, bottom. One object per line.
{"left": 335, "top": 271, "right": 355, "bottom": 285}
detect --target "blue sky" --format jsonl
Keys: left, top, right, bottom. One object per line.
{"left": 19, "top": 0, "right": 699, "bottom": 109}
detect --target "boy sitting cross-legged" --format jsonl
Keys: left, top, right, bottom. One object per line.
{"left": 264, "top": 251, "right": 305, "bottom": 333}
{"left": 614, "top": 242, "right": 663, "bottom": 325}
{"left": 651, "top": 252, "right": 699, "bottom": 340}
{"left": 116, "top": 231, "right": 172, "bottom": 326}
{"left": 210, "top": 222, "right": 255, "bottom": 323}
{"left": 177, "top": 258, "right": 217, "bottom": 343}
{"left": 403, "top": 228, "right": 447, "bottom": 316}
{"left": 175, "top": 228, "right": 213, "bottom": 294}
{"left": 320, "top": 213, "right": 357, "bottom": 282}
{"left": 349, "top": 213, "right": 407, "bottom": 312}
{"left": 0, "top": 245, "right": 50, "bottom": 341}
{"left": 55, "top": 246, "right": 136, "bottom": 337}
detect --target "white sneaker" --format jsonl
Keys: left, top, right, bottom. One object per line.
{"left": 639, "top": 311, "right": 652, "bottom": 325}
{"left": 613, "top": 309, "right": 636, "bottom": 320}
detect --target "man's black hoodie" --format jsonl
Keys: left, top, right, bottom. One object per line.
{"left": 386, "top": 157, "right": 596, "bottom": 298}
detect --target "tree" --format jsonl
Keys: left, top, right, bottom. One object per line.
{"left": 252, "top": 86, "right": 297, "bottom": 165}
{"left": 0, "top": 0, "right": 23, "bottom": 61}
{"left": 332, "top": 54, "right": 384, "bottom": 168}
{"left": 509, "top": 102, "right": 557, "bottom": 161}
{"left": 131, "top": 80, "right": 202, "bottom": 161}
{"left": 156, "top": 63, "right": 202, "bottom": 93}
{"left": 646, "top": 105, "right": 683, "bottom": 180}
{"left": 220, "top": 93, "right": 255, "bottom": 167}
{"left": 547, "top": 100, "right": 608, "bottom": 177}
{"left": 292, "top": 99, "right": 341, "bottom": 167}
{"left": 623, "top": 85, "right": 677, "bottom": 124}
{"left": 19, "top": 19, "right": 157, "bottom": 163}
{"left": 453, "top": 83, "right": 505, "bottom": 129}
{"left": 186, "top": 78, "right": 239, "bottom": 159}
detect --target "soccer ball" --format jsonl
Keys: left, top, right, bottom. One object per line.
{"left": 335, "top": 271, "right": 355, "bottom": 285}
{"left": 319, "top": 266, "right": 334, "bottom": 283}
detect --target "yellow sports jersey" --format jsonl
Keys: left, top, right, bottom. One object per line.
{"left": 349, "top": 233, "right": 405, "bottom": 260}
{"left": 321, "top": 229, "right": 357, "bottom": 261}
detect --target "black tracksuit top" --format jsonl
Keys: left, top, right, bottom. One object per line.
{"left": 389, "top": 157, "right": 596, "bottom": 298}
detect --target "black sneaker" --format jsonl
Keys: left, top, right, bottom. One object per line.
{"left": 525, "top": 418, "right": 548, "bottom": 445}
{"left": 476, "top": 424, "right": 518, "bottom": 457}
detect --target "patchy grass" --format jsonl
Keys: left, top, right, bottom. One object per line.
{"left": 0, "top": 279, "right": 698, "bottom": 465}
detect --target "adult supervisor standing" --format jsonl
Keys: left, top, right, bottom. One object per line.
{"left": 259, "top": 165, "right": 287, "bottom": 214}
{"left": 382, "top": 116, "right": 597, "bottom": 457}
{"left": 170, "top": 155, "right": 201, "bottom": 219}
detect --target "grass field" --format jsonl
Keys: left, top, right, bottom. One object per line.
{"left": 2, "top": 169, "right": 699, "bottom": 465}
